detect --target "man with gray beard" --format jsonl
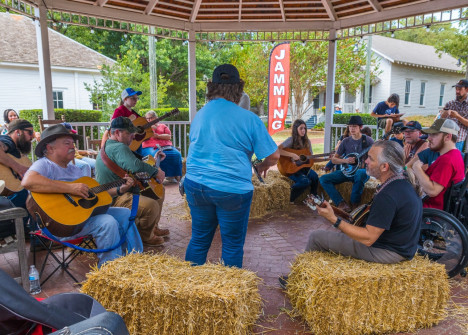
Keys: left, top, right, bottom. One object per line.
{"left": 0, "top": 119, "right": 35, "bottom": 214}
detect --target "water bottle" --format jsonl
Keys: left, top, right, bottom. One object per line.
{"left": 29, "top": 265, "right": 41, "bottom": 295}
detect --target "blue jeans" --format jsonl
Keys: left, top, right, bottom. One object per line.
{"left": 184, "top": 178, "right": 253, "bottom": 268}
{"left": 140, "top": 146, "right": 183, "bottom": 177}
{"left": 63, "top": 207, "right": 143, "bottom": 267}
{"left": 319, "top": 169, "right": 369, "bottom": 205}
{"left": 289, "top": 168, "right": 319, "bottom": 201}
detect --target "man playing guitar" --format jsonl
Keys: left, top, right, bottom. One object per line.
{"left": 95, "top": 117, "right": 169, "bottom": 247}
{"left": 0, "top": 119, "right": 35, "bottom": 218}
{"left": 319, "top": 115, "right": 373, "bottom": 212}
{"left": 22, "top": 124, "right": 142, "bottom": 267}
{"left": 279, "top": 141, "right": 422, "bottom": 288}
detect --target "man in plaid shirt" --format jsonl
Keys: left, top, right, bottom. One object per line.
{"left": 441, "top": 79, "right": 468, "bottom": 152}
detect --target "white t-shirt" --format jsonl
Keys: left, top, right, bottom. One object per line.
{"left": 29, "top": 157, "right": 83, "bottom": 181}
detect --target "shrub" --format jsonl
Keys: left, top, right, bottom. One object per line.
{"left": 314, "top": 122, "right": 324, "bottom": 130}
{"left": 19, "top": 109, "right": 103, "bottom": 131}
{"left": 333, "top": 113, "right": 376, "bottom": 125}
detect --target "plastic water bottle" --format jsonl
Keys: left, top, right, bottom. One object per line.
{"left": 29, "top": 265, "right": 41, "bottom": 295}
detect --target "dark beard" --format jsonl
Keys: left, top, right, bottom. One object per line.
{"left": 429, "top": 140, "right": 443, "bottom": 152}
{"left": 17, "top": 134, "right": 32, "bottom": 154}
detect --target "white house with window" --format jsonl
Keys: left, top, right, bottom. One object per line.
{"left": 307, "top": 35, "right": 464, "bottom": 121}
{"left": 0, "top": 13, "right": 115, "bottom": 113}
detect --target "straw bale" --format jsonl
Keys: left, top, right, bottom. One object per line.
{"left": 183, "top": 170, "right": 291, "bottom": 219}
{"left": 287, "top": 252, "right": 450, "bottom": 335}
{"left": 82, "top": 253, "right": 262, "bottom": 335}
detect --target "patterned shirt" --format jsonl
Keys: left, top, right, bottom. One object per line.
{"left": 445, "top": 96, "right": 468, "bottom": 143}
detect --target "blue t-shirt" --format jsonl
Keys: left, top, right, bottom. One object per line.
{"left": 186, "top": 98, "right": 277, "bottom": 194}
{"left": 373, "top": 101, "right": 399, "bottom": 120}
{"left": 417, "top": 148, "right": 439, "bottom": 167}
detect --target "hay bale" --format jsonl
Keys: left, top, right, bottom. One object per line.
{"left": 287, "top": 252, "right": 450, "bottom": 335}
{"left": 82, "top": 253, "right": 262, "bottom": 335}
{"left": 183, "top": 170, "right": 291, "bottom": 219}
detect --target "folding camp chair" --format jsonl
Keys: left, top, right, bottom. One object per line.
{"left": 30, "top": 230, "right": 95, "bottom": 285}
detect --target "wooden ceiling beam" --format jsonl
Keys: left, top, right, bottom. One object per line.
{"left": 279, "top": 0, "right": 286, "bottom": 21}
{"left": 94, "top": 0, "right": 108, "bottom": 6}
{"left": 190, "top": 0, "right": 203, "bottom": 22}
{"left": 367, "top": 0, "right": 383, "bottom": 12}
{"left": 321, "top": 0, "right": 336, "bottom": 21}
{"left": 144, "top": 0, "right": 159, "bottom": 15}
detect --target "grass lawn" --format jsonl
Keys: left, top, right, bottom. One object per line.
{"left": 405, "top": 114, "right": 437, "bottom": 127}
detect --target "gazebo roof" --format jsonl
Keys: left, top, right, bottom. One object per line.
{"left": 10, "top": 0, "right": 468, "bottom": 41}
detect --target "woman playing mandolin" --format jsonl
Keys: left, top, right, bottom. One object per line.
{"left": 278, "top": 119, "right": 319, "bottom": 203}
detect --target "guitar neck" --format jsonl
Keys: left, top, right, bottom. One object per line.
{"left": 90, "top": 179, "right": 126, "bottom": 194}
{"left": 140, "top": 108, "right": 179, "bottom": 131}
{"left": 306, "top": 152, "right": 333, "bottom": 159}
{"left": 356, "top": 146, "right": 371, "bottom": 159}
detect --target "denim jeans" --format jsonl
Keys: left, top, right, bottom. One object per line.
{"left": 63, "top": 207, "right": 143, "bottom": 267}
{"left": 184, "top": 177, "right": 253, "bottom": 268}
{"left": 319, "top": 169, "right": 369, "bottom": 205}
{"left": 289, "top": 168, "right": 319, "bottom": 201}
{"left": 140, "top": 146, "right": 183, "bottom": 177}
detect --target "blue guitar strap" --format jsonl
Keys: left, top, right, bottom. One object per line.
{"left": 39, "top": 193, "right": 140, "bottom": 253}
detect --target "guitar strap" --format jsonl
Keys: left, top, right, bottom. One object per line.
{"left": 99, "top": 142, "right": 127, "bottom": 179}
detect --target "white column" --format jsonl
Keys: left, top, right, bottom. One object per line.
{"left": 149, "top": 27, "right": 158, "bottom": 108}
{"left": 188, "top": 30, "right": 197, "bottom": 122}
{"left": 324, "top": 29, "right": 337, "bottom": 153}
{"left": 34, "top": 3, "right": 54, "bottom": 120}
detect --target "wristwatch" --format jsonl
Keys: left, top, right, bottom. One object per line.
{"left": 333, "top": 218, "right": 342, "bottom": 228}
{"left": 116, "top": 186, "right": 123, "bottom": 196}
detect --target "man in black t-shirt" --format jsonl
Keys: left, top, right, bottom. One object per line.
{"left": 0, "top": 119, "right": 35, "bottom": 211}
{"left": 313, "top": 140, "right": 421, "bottom": 262}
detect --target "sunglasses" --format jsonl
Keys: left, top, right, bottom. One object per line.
{"left": 23, "top": 129, "right": 34, "bottom": 136}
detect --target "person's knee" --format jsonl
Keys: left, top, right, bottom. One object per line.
{"left": 386, "top": 118, "right": 393, "bottom": 126}
{"left": 306, "top": 230, "right": 328, "bottom": 251}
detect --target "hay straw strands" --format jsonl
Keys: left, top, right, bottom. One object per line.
{"left": 287, "top": 252, "right": 450, "bottom": 335}
{"left": 82, "top": 253, "right": 262, "bottom": 335}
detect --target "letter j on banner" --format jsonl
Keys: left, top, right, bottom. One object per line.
{"left": 267, "top": 42, "right": 290, "bottom": 135}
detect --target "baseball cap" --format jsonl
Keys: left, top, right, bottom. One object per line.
{"left": 212, "top": 64, "right": 240, "bottom": 84}
{"left": 121, "top": 88, "right": 142, "bottom": 101}
{"left": 7, "top": 119, "right": 33, "bottom": 133}
{"left": 400, "top": 121, "right": 422, "bottom": 131}
{"left": 453, "top": 79, "right": 468, "bottom": 88}
{"left": 110, "top": 116, "right": 139, "bottom": 133}
{"left": 62, "top": 122, "right": 77, "bottom": 134}
{"left": 422, "top": 118, "right": 459, "bottom": 136}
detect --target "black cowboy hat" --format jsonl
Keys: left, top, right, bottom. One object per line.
{"left": 35, "top": 124, "right": 80, "bottom": 158}
{"left": 347, "top": 115, "right": 363, "bottom": 126}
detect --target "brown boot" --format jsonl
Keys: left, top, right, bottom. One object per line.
{"left": 143, "top": 235, "right": 164, "bottom": 247}
{"left": 337, "top": 201, "right": 351, "bottom": 213}
{"left": 154, "top": 228, "right": 170, "bottom": 237}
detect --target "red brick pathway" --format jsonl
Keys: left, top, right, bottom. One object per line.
{"left": 1, "top": 182, "right": 466, "bottom": 334}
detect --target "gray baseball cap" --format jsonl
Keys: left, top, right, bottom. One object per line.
{"left": 422, "top": 118, "right": 459, "bottom": 136}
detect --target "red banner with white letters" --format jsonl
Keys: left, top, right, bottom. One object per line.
{"left": 267, "top": 43, "right": 290, "bottom": 135}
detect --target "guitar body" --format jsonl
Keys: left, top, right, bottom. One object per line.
{"left": 27, "top": 177, "right": 112, "bottom": 237}
{"left": 129, "top": 116, "right": 154, "bottom": 151}
{"left": 141, "top": 155, "right": 164, "bottom": 200}
{"left": 0, "top": 154, "right": 32, "bottom": 196}
{"left": 277, "top": 148, "right": 314, "bottom": 176}
{"left": 129, "top": 108, "right": 180, "bottom": 152}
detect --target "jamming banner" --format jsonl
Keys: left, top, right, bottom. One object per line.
{"left": 267, "top": 42, "right": 290, "bottom": 135}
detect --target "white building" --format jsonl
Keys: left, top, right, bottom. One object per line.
{"left": 307, "top": 35, "right": 464, "bottom": 121}
{"left": 0, "top": 13, "right": 115, "bottom": 113}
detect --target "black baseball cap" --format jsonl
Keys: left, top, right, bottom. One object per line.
{"left": 7, "top": 119, "right": 33, "bottom": 133}
{"left": 453, "top": 79, "right": 468, "bottom": 88}
{"left": 110, "top": 117, "right": 139, "bottom": 133}
{"left": 212, "top": 64, "right": 240, "bottom": 84}
{"left": 401, "top": 121, "right": 422, "bottom": 131}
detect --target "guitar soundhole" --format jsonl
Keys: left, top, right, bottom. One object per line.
{"left": 295, "top": 155, "right": 310, "bottom": 167}
{"left": 78, "top": 191, "right": 99, "bottom": 209}
{"left": 134, "top": 132, "right": 145, "bottom": 141}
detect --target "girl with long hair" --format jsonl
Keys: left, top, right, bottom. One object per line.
{"left": 278, "top": 119, "right": 319, "bottom": 202}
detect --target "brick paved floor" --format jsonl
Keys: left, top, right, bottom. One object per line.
{"left": 1, "top": 182, "right": 466, "bottom": 334}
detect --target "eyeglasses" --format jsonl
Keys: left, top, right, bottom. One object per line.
{"left": 23, "top": 129, "right": 34, "bottom": 136}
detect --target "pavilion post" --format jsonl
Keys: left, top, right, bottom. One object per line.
{"left": 34, "top": 3, "right": 54, "bottom": 120}
{"left": 324, "top": 29, "right": 337, "bottom": 153}
{"left": 188, "top": 30, "right": 197, "bottom": 122}
{"left": 149, "top": 27, "right": 158, "bottom": 109}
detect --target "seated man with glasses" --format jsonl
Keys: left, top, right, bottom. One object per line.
{"left": 0, "top": 119, "right": 35, "bottom": 215}
{"left": 401, "top": 121, "right": 428, "bottom": 164}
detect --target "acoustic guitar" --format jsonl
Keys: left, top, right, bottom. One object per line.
{"left": 129, "top": 108, "right": 180, "bottom": 151}
{"left": 140, "top": 149, "right": 164, "bottom": 200}
{"left": 304, "top": 194, "right": 371, "bottom": 227}
{"left": 0, "top": 154, "right": 32, "bottom": 196}
{"left": 27, "top": 176, "right": 128, "bottom": 237}
{"left": 277, "top": 148, "right": 332, "bottom": 176}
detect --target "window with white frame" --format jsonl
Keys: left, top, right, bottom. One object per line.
{"left": 439, "top": 84, "right": 445, "bottom": 107}
{"left": 419, "top": 82, "right": 426, "bottom": 106}
{"left": 404, "top": 80, "right": 411, "bottom": 105}
{"left": 53, "top": 91, "right": 64, "bottom": 109}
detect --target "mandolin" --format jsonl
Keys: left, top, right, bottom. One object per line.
{"left": 129, "top": 108, "right": 180, "bottom": 151}
{"left": 0, "top": 154, "right": 32, "bottom": 196}
{"left": 277, "top": 148, "right": 332, "bottom": 176}
{"left": 27, "top": 176, "right": 128, "bottom": 237}
{"left": 304, "top": 194, "right": 371, "bottom": 227}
